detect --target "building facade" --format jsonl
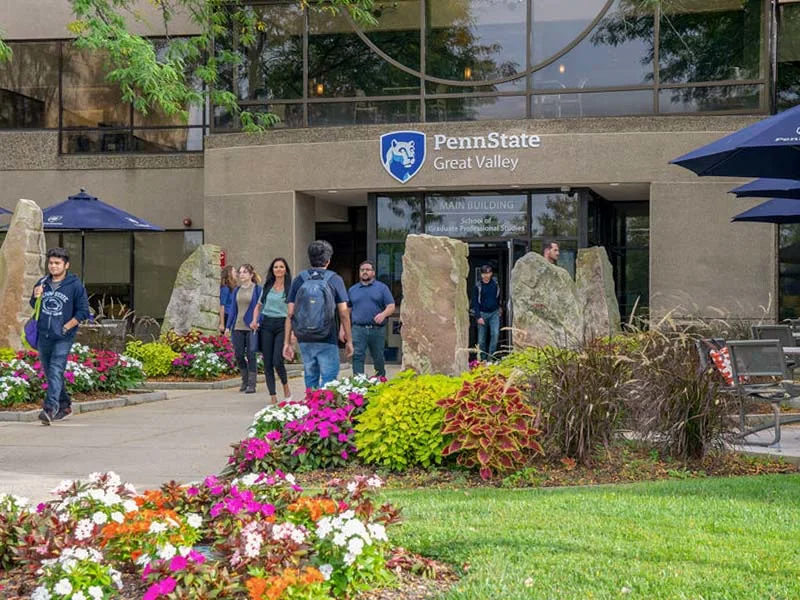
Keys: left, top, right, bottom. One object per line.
{"left": 1, "top": 1, "right": 799, "bottom": 340}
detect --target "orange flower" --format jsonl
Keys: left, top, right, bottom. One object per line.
{"left": 300, "top": 566, "right": 324, "bottom": 585}
{"left": 246, "top": 577, "right": 267, "bottom": 600}
{"left": 287, "top": 497, "right": 337, "bottom": 521}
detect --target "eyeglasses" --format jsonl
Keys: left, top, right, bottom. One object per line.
{"left": 360, "top": 267, "right": 374, "bottom": 272}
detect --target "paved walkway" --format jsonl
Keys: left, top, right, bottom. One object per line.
{"left": 1, "top": 364, "right": 797, "bottom": 501}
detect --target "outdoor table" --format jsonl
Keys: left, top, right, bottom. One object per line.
{"left": 783, "top": 346, "right": 800, "bottom": 354}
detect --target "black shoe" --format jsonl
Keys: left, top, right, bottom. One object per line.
{"left": 38, "top": 409, "right": 53, "bottom": 426}
{"left": 53, "top": 407, "right": 72, "bottom": 421}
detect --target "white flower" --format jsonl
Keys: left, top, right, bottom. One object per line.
{"left": 110, "top": 569, "right": 123, "bottom": 590}
{"left": 54, "top": 578, "right": 73, "bottom": 595}
{"left": 179, "top": 546, "right": 192, "bottom": 557}
{"left": 366, "top": 476, "right": 383, "bottom": 489}
{"left": 92, "top": 512, "right": 108, "bottom": 525}
{"left": 238, "top": 473, "right": 258, "bottom": 486}
{"left": 158, "top": 543, "right": 177, "bottom": 560}
{"left": 122, "top": 500, "right": 137, "bottom": 513}
{"left": 319, "top": 564, "right": 333, "bottom": 581}
{"left": 12, "top": 495, "right": 29, "bottom": 507}
{"left": 332, "top": 532, "right": 347, "bottom": 547}
{"left": 344, "top": 551, "right": 357, "bottom": 566}
{"left": 75, "top": 519, "right": 94, "bottom": 540}
{"left": 186, "top": 513, "right": 203, "bottom": 529}
{"left": 102, "top": 492, "right": 121, "bottom": 507}
{"left": 368, "top": 523, "right": 388, "bottom": 542}
{"left": 88, "top": 472, "right": 103, "bottom": 484}
{"left": 31, "top": 586, "right": 51, "bottom": 600}
{"left": 74, "top": 548, "right": 90, "bottom": 561}
{"left": 105, "top": 472, "right": 122, "bottom": 488}
{"left": 148, "top": 521, "right": 167, "bottom": 534}
{"left": 111, "top": 512, "right": 124, "bottom": 523}
{"left": 284, "top": 473, "right": 296, "bottom": 485}
{"left": 316, "top": 518, "right": 333, "bottom": 538}
{"left": 72, "top": 591, "right": 87, "bottom": 600}
{"left": 87, "top": 587, "right": 104, "bottom": 600}
{"left": 347, "top": 481, "right": 358, "bottom": 494}
{"left": 61, "top": 558, "right": 77, "bottom": 573}
{"left": 123, "top": 483, "right": 137, "bottom": 496}
{"left": 340, "top": 510, "right": 355, "bottom": 520}
{"left": 347, "top": 536, "right": 365, "bottom": 556}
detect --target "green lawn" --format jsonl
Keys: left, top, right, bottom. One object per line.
{"left": 381, "top": 474, "right": 800, "bottom": 599}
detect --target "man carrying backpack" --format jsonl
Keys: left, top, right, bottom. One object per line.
{"left": 284, "top": 240, "right": 352, "bottom": 389}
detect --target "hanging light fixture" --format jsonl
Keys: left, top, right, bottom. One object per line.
{"left": 315, "top": 82, "right": 325, "bottom": 96}
{"left": 463, "top": 66, "right": 473, "bottom": 80}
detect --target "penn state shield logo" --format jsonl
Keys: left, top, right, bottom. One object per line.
{"left": 381, "top": 131, "right": 426, "bottom": 183}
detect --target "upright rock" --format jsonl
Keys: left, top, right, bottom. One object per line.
{"left": 511, "top": 252, "right": 584, "bottom": 348}
{"left": 401, "top": 234, "right": 469, "bottom": 375}
{"left": 161, "top": 244, "right": 222, "bottom": 336}
{"left": 0, "top": 199, "right": 46, "bottom": 350}
{"left": 577, "top": 246, "right": 621, "bottom": 339}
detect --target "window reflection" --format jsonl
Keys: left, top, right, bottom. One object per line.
{"left": 62, "top": 45, "right": 129, "bottom": 128}
{"left": 426, "top": 95, "right": 525, "bottom": 121}
{"left": 777, "top": 2, "right": 800, "bottom": 111}
{"left": 309, "top": 100, "right": 419, "bottom": 126}
{"left": 0, "top": 42, "right": 59, "bottom": 128}
{"left": 377, "top": 195, "right": 423, "bottom": 240}
{"left": 531, "top": 192, "right": 577, "bottom": 238}
{"left": 658, "top": 84, "right": 763, "bottom": 113}
{"left": 532, "top": 89, "right": 653, "bottom": 118}
{"left": 377, "top": 242, "right": 405, "bottom": 305}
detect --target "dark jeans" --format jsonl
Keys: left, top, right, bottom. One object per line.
{"left": 352, "top": 325, "right": 387, "bottom": 377}
{"left": 232, "top": 329, "right": 257, "bottom": 374}
{"left": 259, "top": 317, "right": 288, "bottom": 395}
{"left": 39, "top": 335, "right": 73, "bottom": 415}
{"left": 477, "top": 309, "right": 500, "bottom": 360}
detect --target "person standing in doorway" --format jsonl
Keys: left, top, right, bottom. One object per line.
{"left": 218, "top": 265, "right": 236, "bottom": 335}
{"left": 283, "top": 240, "right": 352, "bottom": 389}
{"left": 226, "top": 264, "right": 262, "bottom": 394}
{"left": 253, "top": 257, "right": 293, "bottom": 404}
{"left": 543, "top": 241, "right": 560, "bottom": 265}
{"left": 471, "top": 264, "right": 501, "bottom": 361}
{"left": 32, "top": 247, "right": 90, "bottom": 425}
{"left": 348, "top": 261, "right": 395, "bottom": 378}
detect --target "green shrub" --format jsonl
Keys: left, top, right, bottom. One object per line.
{"left": 498, "top": 347, "right": 552, "bottom": 375}
{"left": 354, "top": 371, "right": 461, "bottom": 470}
{"left": 439, "top": 373, "right": 543, "bottom": 480}
{"left": 0, "top": 347, "right": 17, "bottom": 363}
{"left": 124, "top": 340, "right": 178, "bottom": 377}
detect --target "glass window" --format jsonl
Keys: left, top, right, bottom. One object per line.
{"left": 658, "top": 84, "right": 763, "bottom": 113}
{"left": 363, "top": 0, "right": 421, "bottom": 70}
{"left": 425, "top": 193, "right": 527, "bottom": 239}
{"left": 376, "top": 242, "right": 405, "bottom": 304}
{"left": 309, "top": 9, "right": 419, "bottom": 98}
{"left": 533, "top": 0, "right": 655, "bottom": 89}
{"left": 777, "top": 1, "right": 800, "bottom": 111}
{"left": 61, "top": 45, "right": 129, "bottom": 128}
{"left": 0, "top": 42, "right": 60, "bottom": 129}
{"left": 426, "top": 0, "right": 527, "bottom": 92}
{"left": 132, "top": 129, "right": 204, "bottom": 152}
{"left": 134, "top": 231, "right": 203, "bottom": 319}
{"left": 425, "top": 95, "right": 526, "bottom": 122}
{"left": 532, "top": 89, "right": 653, "bottom": 118}
{"left": 213, "top": 103, "right": 304, "bottom": 130}
{"left": 309, "top": 100, "right": 420, "bottom": 127}
{"left": 658, "top": 0, "right": 764, "bottom": 84}
{"left": 377, "top": 195, "right": 423, "bottom": 240}
{"left": 83, "top": 232, "right": 133, "bottom": 310}
{"left": 531, "top": 192, "right": 577, "bottom": 238}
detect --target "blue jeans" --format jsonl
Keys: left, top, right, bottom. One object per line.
{"left": 477, "top": 310, "right": 500, "bottom": 360}
{"left": 38, "top": 336, "right": 73, "bottom": 415}
{"left": 352, "top": 325, "right": 387, "bottom": 377}
{"left": 298, "top": 342, "right": 340, "bottom": 390}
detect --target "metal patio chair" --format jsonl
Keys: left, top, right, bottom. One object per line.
{"left": 751, "top": 324, "right": 798, "bottom": 373}
{"left": 727, "top": 339, "right": 800, "bottom": 448}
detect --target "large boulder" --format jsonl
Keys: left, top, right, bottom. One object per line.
{"left": 401, "top": 234, "right": 469, "bottom": 375}
{"left": 161, "top": 244, "right": 222, "bottom": 336}
{"left": 511, "top": 252, "right": 584, "bottom": 348}
{"left": 0, "top": 199, "right": 46, "bottom": 350}
{"left": 577, "top": 246, "right": 621, "bottom": 339}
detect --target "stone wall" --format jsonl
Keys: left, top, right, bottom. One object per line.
{"left": 161, "top": 244, "right": 222, "bottom": 336}
{"left": 401, "top": 234, "right": 469, "bottom": 375}
{"left": 0, "top": 199, "right": 46, "bottom": 350}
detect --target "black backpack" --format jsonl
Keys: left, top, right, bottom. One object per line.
{"left": 292, "top": 270, "right": 336, "bottom": 342}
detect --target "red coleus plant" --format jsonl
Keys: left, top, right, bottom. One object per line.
{"left": 438, "top": 374, "right": 543, "bottom": 480}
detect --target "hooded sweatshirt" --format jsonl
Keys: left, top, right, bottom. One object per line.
{"left": 30, "top": 273, "right": 90, "bottom": 341}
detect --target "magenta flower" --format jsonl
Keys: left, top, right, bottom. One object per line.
{"left": 169, "top": 555, "right": 188, "bottom": 572}
{"left": 186, "top": 486, "right": 199, "bottom": 496}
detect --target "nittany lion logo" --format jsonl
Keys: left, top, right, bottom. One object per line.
{"left": 381, "top": 131, "right": 426, "bottom": 183}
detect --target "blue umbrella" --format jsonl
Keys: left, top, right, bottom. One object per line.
{"left": 42, "top": 189, "right": 163, "bottom": 231}
{"left": 671, "top": 104, "right": 800, "bottom": 178}
{"left": 0, "top": 207, "right": 10, "bottom": 215}
{"left": 730, "top": 178, "right": 800, "bottom": 199}
{"left": 732, "top": 198, "right": 800, "bottom": 224}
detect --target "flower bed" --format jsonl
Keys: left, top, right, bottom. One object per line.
{"left": 0, "top": 344, "right": 145, "bottom": 409}
{"left": 126, "top": 330, "right": 238, "bottom": 381}
{"left": 0, "top": 470, "right": 405, "bottom": 600}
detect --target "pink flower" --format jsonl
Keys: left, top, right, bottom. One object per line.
{"left": 42, "top": 383, "right": 48, "bottom": 389}
{"left": 341, "top": 450, "right": 349, "bottom": 460}
{"left": 169, "top": 555, "right": 188, "bottom": 572}
{"left": 186, "top": 486, "right": 199, "bottom": 496}
{"left": 188, "top": 550, "right": 206, "bottom": 564}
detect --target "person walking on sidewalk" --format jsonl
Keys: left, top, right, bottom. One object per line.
{"left": 348, "top": 260, "right": 395, "bottom": 378}
{"left": 32, "top": 247, "right": 90, "bottom": 425}
{"left": 253, "top": 257, "right": 293, "bottom": 404}
{"left": 471, "top": 264, "right": 501, "bottom": 361}
{"left": 226, "top": 264, "right": 262, "bottom": 393}
{"left": 284, "top": 240, "right": 352, "bottom": 389}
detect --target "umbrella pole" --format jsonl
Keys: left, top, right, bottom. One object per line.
{"left": 81, "top": 230, "right": 86, "bottom": 282}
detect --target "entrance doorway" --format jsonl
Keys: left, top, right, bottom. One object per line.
{"left": 467, "top": 239, "right": 528, "bottom": 359}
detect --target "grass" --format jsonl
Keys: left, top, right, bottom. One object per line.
{"left": 381, "top": 474, "right": 800, "bottom": 599}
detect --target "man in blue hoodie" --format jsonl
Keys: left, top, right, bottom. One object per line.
{"left": 31, "top": 247, "right": 90, "bottom": 425}
{"left": 471, "top": 264, "right": 501, "bottom": 361}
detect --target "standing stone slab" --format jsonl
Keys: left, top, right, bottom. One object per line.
{"left": 0, "top": 199, "right": 46, "bottom": 350}
{"left": 577, "top": 246, "right": 621, "bottom": 339}
{"left": 511, "top": 252, "right": 584, "bottom": 348}
{"left": 161, "top": 244, "right": 221, "bottom": 336}
{"left": 401, "top": 234, "right": 469, "bottom": 375}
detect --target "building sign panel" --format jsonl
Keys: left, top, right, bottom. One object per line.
{"left": 425, "top": 194, "right": 527, "bottom": 238}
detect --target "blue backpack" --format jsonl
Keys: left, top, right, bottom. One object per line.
{"left": 292, "top": 270, "right": 336, "bottom": 342}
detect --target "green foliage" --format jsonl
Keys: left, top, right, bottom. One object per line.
{"left": 0, "top": 494, "right": 33, "bottom": 571}
{"left": 439, "top": 374, "right": 543, "bottom": 480}
{"left": 0, "top": 348, "right": 16, "bottom": 363}
{"left": 124, "top": 340, "right": 178, "bottom": 377}
{"left": 0, "top": 33, "right": 10, "bottom": 63}
{"left": 354, "top": 371, "right": 461, "bottom": 470}
{"left": 531, "top": 341, "right": 633, "bottom": 463}
{"left": 497, "top": 346, "right": 552, "bottom": 376}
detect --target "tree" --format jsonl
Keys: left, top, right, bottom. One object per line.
{"left": 1, "top": 0, "right": 377, "bottom": 130}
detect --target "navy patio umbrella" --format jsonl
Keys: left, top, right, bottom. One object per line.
{"left": 732, "top": 198, "right": 800, "bottom": 224}
{"left": 0, "top": 207, "right": 10, "bottom": 215}
{"left": 730, "top": 178, "right": 800, "bottom": 199}
{"left": 671, "top": 104, "right": 800, "bottom": 179}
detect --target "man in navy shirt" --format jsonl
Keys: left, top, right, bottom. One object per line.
{"left": 471, "top": 264, "right": 501, "bottom": 361}
{"left": 348, "top": 261, "right": 396, "bottom": 377}
{"left": 284, "top": 240, "right": 352, "bottom": 389}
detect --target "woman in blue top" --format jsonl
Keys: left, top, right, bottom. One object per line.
{"left": 225, "top": 264, "right": 263, "bottom": 393}
{"left": 218, "top": 265, "right": 236, "bottom": 334}
{"left": 253, "top": 257, "right": 293, "bottom": 404}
